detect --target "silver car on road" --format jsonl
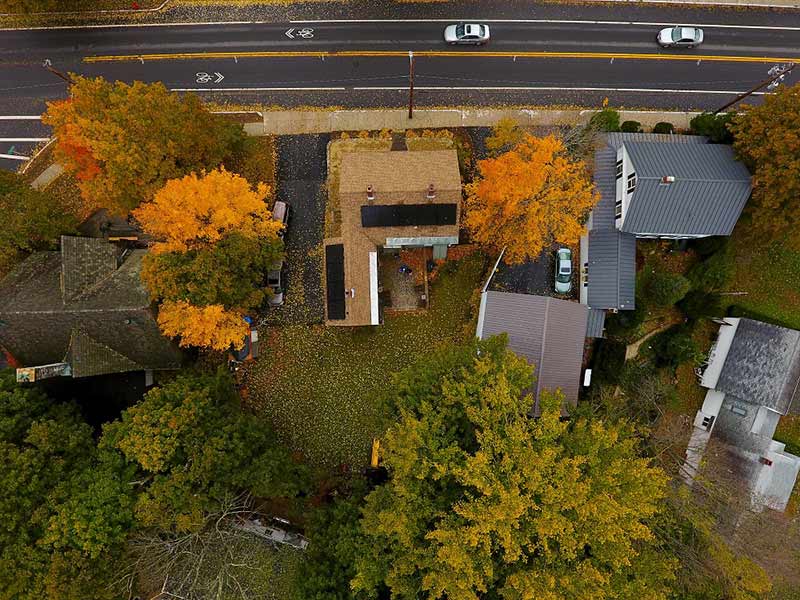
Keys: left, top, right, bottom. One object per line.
{"left": 657, "top": 26, "right": 704, "bottom": 48}
{"left": 444, "top": 23, "right": 490, "bottom": 46}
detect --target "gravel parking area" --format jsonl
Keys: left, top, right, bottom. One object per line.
{"left": 260, "top": 134, "right": 328, "bottom": 326}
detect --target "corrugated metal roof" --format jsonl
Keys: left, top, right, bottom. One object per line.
{"left": 717, "top": 319, "right": 800, "bottom": 415}
{"left": 586, "top": 308, "right": 606, "bottom": 338}
{"left": 586, "top": 229, "right": 636, "bottom": 310}
{"left": 477, "top": 291, "right": 587, "bottom": 411}
{"left": 622, "top": 142, "right": 751, "bottom": 235}
{"left": 606, "top": 132, "right": 708, "bottom": 148}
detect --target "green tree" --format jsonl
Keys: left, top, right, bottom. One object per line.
{"left": 102, "top": 371, "right": 309, "bottom": 532}
{"left": 0, "top": 171, "right": 76, "bottom": 271}
{"left": 485, "top": 117, "right": 525, "bottom": 156}
{"left": 650, "top": 325, "right": 702, "bottom": 368}
{"left": 0, "top": 371, "right": 133, "bottom": 599}
{"left": 689, "top": 112, "right": 734, "bottom": 144}
{"left": 141, "top": 232, "right": 282, "bottom": 311}
{"left": 643, "top": 270, "right": 691, "bottom": 306}
{"left": 299, "top": 479, "right": 369, "bottom": 600}
{"left": 687, "top": 246, "right": 734, "bottom": 292}
{"left": 352, "top": 338, "right": 676, "bottom": 600}
{"left": 730, "top": 82, "right": 800, "bottom": 242}
{"left": 589, "top": 108, "right": 621, "bottom": 132}
{"left": 43, "top": 76, "right": 242, "bottom": 214}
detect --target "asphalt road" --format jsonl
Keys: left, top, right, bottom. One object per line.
{"left": 2, "top": 9, "right": 800, "bottom": 169}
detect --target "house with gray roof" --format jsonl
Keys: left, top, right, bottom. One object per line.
{"left": 476, "top": 290, "right": 588, "bottom": 416}
{"left": 0, "top": 236, "right": 182, "bottom": 382}
{"left": 683, "top": 318, "right": 800, "bottom": 512}
{"left": 580, "top": 133, "right": 751, "bottom": 337}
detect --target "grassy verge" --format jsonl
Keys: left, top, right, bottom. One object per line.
{"left": 728, "top": 231, "right": 800, "bottom": 330}
{"left": 246, "top": 252, "right": 487, "bottom": 468}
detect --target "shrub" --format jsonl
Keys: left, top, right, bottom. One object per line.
{"left": 689, "top": 236, "right": 728, "bottom": 258}
{"left": 689, "top": 112, "right": 734, "bottom": 144}
{"left": 589, "top": 108, "right": 621, "bottom": 132}
{"left": 590, "top": 339, "right": 628, "bottom": 386}
{"left": 643, "top": 271, "right": 691, "bottom": 306}
{"left": 650, "top": 325, "right": 702, "bottom": 368}
{"left": 652, "top": 122, "right": 675, "bottom": 134}
{"left": 621, "top": 120, "right": 642, "bottom": 133}
{"left": 678, "top": 290, "right": 725, "bottom": 320}
{"left": 687, "top": 246, "right": 734, "bottom": 292}
{"left": 605, "top": 301, "right": 648, "bottom": 340}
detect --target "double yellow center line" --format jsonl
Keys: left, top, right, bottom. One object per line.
{"left": 83, "top": 50, "right": 799, "bottom": 64}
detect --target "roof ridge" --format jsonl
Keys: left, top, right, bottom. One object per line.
{"left": 66, "top": 328, "right": 145, "bottom": 376}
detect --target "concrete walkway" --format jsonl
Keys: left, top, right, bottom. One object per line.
{"left": 30, "top": 163, "right": 63, "bottom": 190}
{"left": 250, "top": 108, "right": 700, "bottom": 136}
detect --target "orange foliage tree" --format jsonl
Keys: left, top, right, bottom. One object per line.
{"left": 465, "top": 134, "right": 599, "bottom": 264}
{"left": 157, "top": 301, "right": 249, "bottom": 351}
{"left": 133, "top": 168, "right": 282, "bottom": 254}
{"left": 43, "top": 76, "right": 240, "bottom": 215}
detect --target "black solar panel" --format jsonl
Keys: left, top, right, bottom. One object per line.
{"left": 325, "top": 244, "right": 346, "bottom": 320}
{"left": 361, "top": 204, "right": 457, "bottom": 228}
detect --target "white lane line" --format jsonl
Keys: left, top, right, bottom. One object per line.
{"left": 0, "top": 20, "right": 275, "bottom": 31}
{"left": 0, "top": 153, "right": 30, "bottom": 161}
{"left": 170, "top": 87, "right": 347, "bottom": 92}
{"left": 290, "top": 19, "right": 800, "bottom": 31}
{"left": 4, "top": 18, "right": 800, "bottom": 32}
{"left": 354, "top": 86, "right": 768, "bottom": 95}
{"left": 0, "top": 116, "right": 41, "bottom": 120}
{"left": 171, "top": 85, "right": 765, "bottom": 95}
{"left": 0, "top": 137, "right": 50, "bottom": 142}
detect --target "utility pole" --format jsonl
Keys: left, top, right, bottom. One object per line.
{"left": 42, "top": 59, "right": 71, "bottom": 84}
{"left": 408, "top": 51, "right": 415, "bottom": 120}
{"left": 713, "top": 63, "right": 795, "bottom": 114}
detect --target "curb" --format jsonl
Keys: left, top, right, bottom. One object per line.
{"left": 254, "top": 107, "right": 704, "bottom": 136}
{"left": 0, "top": 0, "right": 170, "bottom": 18}
{"left": 2, "top": 0, "right": 800, "bottom": 22}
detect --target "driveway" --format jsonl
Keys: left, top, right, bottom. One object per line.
{"left": 260, "top": 134, "right": 328, "bottom": 326}
{"left": 490, "top": 249, "right": 556, "bottom": 297}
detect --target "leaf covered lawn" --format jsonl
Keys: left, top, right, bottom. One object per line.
{"left": 247, "top": 253, "right": 486, "bottom": 468}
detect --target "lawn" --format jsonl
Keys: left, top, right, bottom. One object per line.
{"left": 728, "top": 231, "right": 800, "bottom": 330}
{"left": 246, "top": 252, "right": 487, "bottom": 468}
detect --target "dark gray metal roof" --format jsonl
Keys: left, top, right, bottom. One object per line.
{"left": 477, "top": 291, "right": 587, "bottom": 411}
{"left": 586, "top": 308, "right": 606, "bottom": 338}
{"left": 585, "top": 144, "right": 637, "bottom": 311}
{"left": 586, "top": 229, "right": 636, "bottom": 310}
{"left": 717, "top": 319, "right": 800, "bottom": 415}
{"left": 606, "top": 132, "right": 708, "bottom": 149}
{"left": 621, "top": 142, "right": 751, "bottom": 236}
{"left": 585, "top": 133, "right": 739, "bottom": 310}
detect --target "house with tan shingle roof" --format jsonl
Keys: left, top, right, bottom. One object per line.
{"left": 324, "top": 150, "right": 461, "bottom": 327}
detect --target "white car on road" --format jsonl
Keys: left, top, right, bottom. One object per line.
{"left": 657, "top": 26, "right": 704, "bottom": 48}
{"left": 444, "top": 23, "right": 490, "bottom": 46}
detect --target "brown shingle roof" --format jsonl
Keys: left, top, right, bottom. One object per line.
{"left": 327, "top": 150, "right": 461, "bottom": 326}
{"left": 339, "top": 150, "right": 462, "bottom": 199}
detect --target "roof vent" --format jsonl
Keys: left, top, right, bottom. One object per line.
{"left": 366, "top": 185, "right": 375, "bottom": 201}
{"left": 426, "top": 183, "right": 436, "bottom": 200}
{"left": 661, "top": 175, "right": 676, "bottom": 184}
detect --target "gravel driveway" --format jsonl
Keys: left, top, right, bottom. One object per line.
{"left": 261, "top": 134, "right": 328, "bottom": 326}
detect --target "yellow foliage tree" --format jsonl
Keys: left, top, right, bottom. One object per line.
{"left": 157, "top": 300, "right": 248, "bottom": 351}
{"left": 133, "top": 168, "right": 282, "bottom": 254}
{"left": 465, "top": 134, "right": 599, "bottom": 264}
